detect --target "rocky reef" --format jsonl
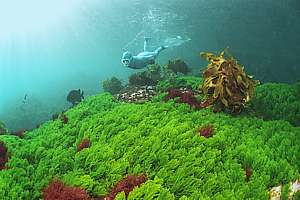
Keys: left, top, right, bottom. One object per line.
{"left": 0, "top": 80, "right": 299, "bottom": 199}
{"left": 115, "top": 85, "right": 157, "bottom": 103}
{"left": 0, "top": 53, "right": 299, "bottom": 199}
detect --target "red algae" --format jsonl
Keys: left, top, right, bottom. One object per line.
{"left": 43, "top": 179, "right": 91, "bottom": 200}
{"left": 165, "top": 88, "right": 204, "bottom": 109}
{"left": 105, "top": 174, "right": 147, "bottom": 200}
{"left": 198, "top": 125, "right": 214, "bottom": 138}
{"left": 0, "top": 141, "right": 8, "bottom": 170}
{"left": 77, "top": 138, "right": 91, "bottom": 152}
{"left": 245, "top": 166, "right": 252, "bottom": 182}
{"left": 178, "top": 91, "right": 200, "bottom": 109}
{"left": 61, "top": 114, "right": 69, "bottom": 124}
{"left": 164, "top": 88, "right": 183, "bottom": 101}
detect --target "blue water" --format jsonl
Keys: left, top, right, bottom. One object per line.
{"left": 0, "top": 0, "right": 299, "bottom": 131}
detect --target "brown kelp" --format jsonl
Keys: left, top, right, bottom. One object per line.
{"left": 200, "top": 49, "right": 259, "bottom": 113}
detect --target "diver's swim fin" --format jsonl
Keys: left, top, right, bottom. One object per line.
{"left": 144, "top": 37, "right": 151, "bottom": 42}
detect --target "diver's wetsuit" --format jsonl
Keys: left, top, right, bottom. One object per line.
{"left": 121, "top": 38, "right": 167, "bottom": 69}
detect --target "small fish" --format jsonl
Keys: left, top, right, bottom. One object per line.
{"left": 22, "top": 94, "right": 28, "bottom": 104}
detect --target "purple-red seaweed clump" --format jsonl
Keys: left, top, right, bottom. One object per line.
{"left": 104, "top": 174, "right": 147, "bottom": 200}
{"left": 77, "top": 138, "right": 91, "bottom": 152}
{"left": 164, "top": 88, "right": 183, "bottom": 100}
{"left": 0, "top": 141, "right": 8, "bottom": 170}
{"left": 245, "top": 166, "right": 252, "bottom": 182}
{"left": 61, "top": 114, "right": 69, "bottom": 124}
{"left": 198, "top": 125, "right": 214, "bottom": 138}
{"left": 178, "top": 91, "right": 200, "bottom": 109}
{"left": 165, "top": 88, "right": 209, "bottom": 109}
{"left": 42, "top": 179, "right": 91, "bottom": 200}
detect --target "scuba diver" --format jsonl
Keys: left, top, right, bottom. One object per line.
{"left": 121, "top": 37, "right": 168, "bottom": 69}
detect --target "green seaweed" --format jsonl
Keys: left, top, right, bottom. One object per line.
{"left": 294, "top": 190, "right": 300, "bottom": 200}
{"left": 250, "top": 82, "right": 300, "bottom": 126}
{"left": 127, "top": 177, "right": 175, "bottom": 199}
{"left": 0, "top": 88, "right": 299, "bottom": 199}
{"left": 157, "top": 76, "right": 203, "bottom": 92}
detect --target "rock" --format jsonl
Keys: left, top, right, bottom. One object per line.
{"left": 269, "top": 177, "right": 300, "bottom": 200}
{"left": 115, "top": 85, "right": 157, "bottom": 103}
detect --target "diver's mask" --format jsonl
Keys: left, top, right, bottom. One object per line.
{"left": 122, "top": 59, "right": 130, "bottom": 66}
{"left": 121, "top": 51, "right": 133, "bottom": 67}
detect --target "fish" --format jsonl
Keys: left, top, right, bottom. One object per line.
{"left": 67, "top": 89, "right": 84, "bottom": 106}
{"left": 22, "top": 94, "right": 28, "bottom": 104}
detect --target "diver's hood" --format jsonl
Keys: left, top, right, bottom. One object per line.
{"left": 122, "top": 51, "right": 133, "bottom": 60}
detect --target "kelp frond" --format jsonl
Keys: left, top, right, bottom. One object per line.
{"left": 200, "top": 49, "right": 259, "bottom": 113}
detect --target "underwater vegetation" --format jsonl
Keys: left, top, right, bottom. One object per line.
{"left": 200, "top": 49, "right": 259, "bottom": 113}
{"left": 197, "top": 125, "right": 214, "bottom": 138}
{"left": 128, "top": 60, "right": 191, "bottom": 88}
{"left": 102, "top": 59, "right": 193, "bottom": 104}
{"left": 128, "top": 64, "right": 162, "bottom": 87}
{"left": 250, "top": 82, "right": 300, "bottom": 126}
{"left": 60, "top": 114, "right": 69, "bottom": 124}
{"left": 0, "top": 50, "right": 299, "bottom": 199}
{"left": 296, "top": 80, "right": 300, "bottom": 96}
{"left": 244, "top": 166, "right": 252, "bottom": 182}
{"left": 128, "top": 72, "right": 155, "bottom": 87}
{"left": 165, "top": 59, "right": 190, "bottom": 75}
{"left": 102, "top": 77, "right": 124, "bottom": 95}
{"left": 164, "top": 88, "right": 203, "bottom": 109}
{"left": 0, "top": 141, "right": 8, "bottom": 170}
{"left": 77, "top": 138, "right": 91, "bottom": 152}
{"left": 0, "top": 86, "right": 299, "bottom": 199}
{"left": 0, "top": 121, "right": 8, "bottom": 135}
{"left": 43, "top": 179, "right": 91, "bottom": 200}
{"left": 103, "top": 174, "right": 147, "bottom": 200}
{"left": 157, "top": 76, "right": 203, "bottom": 92}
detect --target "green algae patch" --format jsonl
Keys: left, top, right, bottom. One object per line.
{"left": 0, "top": 90, "right": 299, "bottom": 199}
{"left": 250, "top": 83, "right": 300, "bottom": 126}
{"left": 157, "top": 76, "right": 203, "bottom": 92}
